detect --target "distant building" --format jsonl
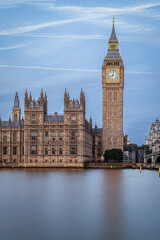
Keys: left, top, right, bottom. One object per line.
{"left": 124, "top": 135, "right": 131, "bottom": 145}
{"left": 145, "top": 118, "right": 160, "bottom": 153}
{"left": 137, "top": 149, "right": 144, "bottom": 163}
{"left": 123, "top": 150, "right": 136, "bottom": 164}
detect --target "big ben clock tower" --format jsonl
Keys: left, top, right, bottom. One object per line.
{"left": 102, "top": 18, "right": 124, "bottom": 153}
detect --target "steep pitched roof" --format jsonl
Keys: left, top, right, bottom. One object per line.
{"left": 109, "top": 22, "right": 118, "bottom": 42}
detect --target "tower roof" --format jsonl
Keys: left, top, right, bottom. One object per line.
{"left": 104, "top": 17, "right": 121, "bottom": 61}
{"left": 13, "top": 91, "right": 20, "bottom": 108}
{"left": 109, "top": 17, "right": 118, "bottom": 43}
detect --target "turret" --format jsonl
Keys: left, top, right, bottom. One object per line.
{"left": 44, "top": 91, "right": 47, "bottom": 116}
{"left": 12, "top": 91, "right": 21, "bottom": 121}
{"left": 64, "top": 88, "right": 70, "bottom": 109}
{"left": 24, "top": 89, "right": 48, "bottom": 125}
{"left": 40, "top": 89, "right": 44, "bottom": 106}
{"left": 64, "top": 89, "right": 85, "bottom": 125}
{"left": 25, "top": 89, "right": 28, "bottom": 108}
{"left": 80, "top": 89, "right": 85, "bottom": 112}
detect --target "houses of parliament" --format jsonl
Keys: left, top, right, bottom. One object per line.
{"left": 0, "top": 20, "right": 124, "bottom": 167}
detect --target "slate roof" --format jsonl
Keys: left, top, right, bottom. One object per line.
{"left": 1, "top": 120, "right": 24, "bottom": 128}
{"left": 109, "top": 23, "right": 118, "bottom": 43}
{"left": 92, "top": 128, "right": 103, "bottom": 134}
{"left": 45, "top": 115, "right": 64, "bottom": 122}
{"left": 105, "top": 49, "right": 121, "bottom": 61}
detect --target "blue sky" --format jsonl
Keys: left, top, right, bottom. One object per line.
{"left": 0, "top": 0, "right": 160, "bottom": 145}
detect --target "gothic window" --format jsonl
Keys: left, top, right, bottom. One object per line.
{"left": 70, "top": 160, "right": 72, "bottom": 163}
{"left": 52, "top": 146, "right": 55, "bottom": 155}
{"left": 71, "top": 115, "right": 76, "bottom": 122}
{"left": 114, "top": 106, "right": 117, "bottom": 116}
{"left": 70, "top": 145, "right": 77, "bottom": 155}
{"left": 45, "top": 146, "right": 48, "bottom": 155}
{"left": 3, "top": 146, "right": 7, "bottom": 155}
{"left": 30, "top": 145, "right": 37, "bottom": 155}
{"left": 59, "top": 146, "right": 62, "bottom": 155}
{"left": 32, "top": 115, "right": 36, "bottom": 121}
{"left": 75, "top": 160, "right": 77, "bottom": 164}
{"left": 22, "top": 146, "right": 24, "bottom": 155}
{"left": 31, "top": 130, "right": 38, "bottom": 141}
{"left": 108, "top": 92, "right": 112, "bottom": 102}
{"left": 70, "top": 130, "right": 77, "bottom": 141}
{"left": 114, "top": 92, "right": 117, "bottom": 102}
{"left": 98, "top": 137, "right": 101, "bottom": 145}
{"left": 13, "top": 132, "right": 17, "bottom": 142}
{"left": 98, "top": 148, "right": 101, "bottom": 157}
{"left": 3, "top": 132, "right": 7, "bottom": 142}
{"left": 52, "top": 131, "right": 55, "bottom": 141}
{"left": 108, "top": 105, "right": 112, "bottom": 116}
{"left": 45, "top": 131, "right": 48, "bottom": 141}
{"left": 59, "top": 131, "right": 62, "bottom": 140}
{"left": 14, "top": 114, "right": 17, "bottom": 121}
{"left": 13, "top": 146, "right": 17, "bottom": 155}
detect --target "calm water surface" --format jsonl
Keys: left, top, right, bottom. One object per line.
{"left": 0, "top": 169, "right": 160, "bottom": 240}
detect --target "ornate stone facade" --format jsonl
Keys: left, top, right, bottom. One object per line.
{"left": 145, "top": 118, "right": 160, "bottom": 153}
{"left": 0, "top": 20, "right": 124, "bottom": 167}
{"left": 102, "top": 19, "right": 124, "bottom": 153}
{"left": 0, "top": 89, "right": 102, "bottom": 167}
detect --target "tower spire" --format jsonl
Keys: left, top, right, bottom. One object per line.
{"left": 109, "top": 17, "right": 117, "bottom": 42}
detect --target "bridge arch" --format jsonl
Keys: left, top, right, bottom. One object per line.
{"left": 155, "top": 155, "right": 160, "bottom": 168}
{"left": 146, "top": 158, "right": 152, "bottom": 167}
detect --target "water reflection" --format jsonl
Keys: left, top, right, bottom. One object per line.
{"left": 0, "top": 169, "right": 160, "bottom": 240}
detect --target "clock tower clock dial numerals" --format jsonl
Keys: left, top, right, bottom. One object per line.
{"left": 107, "top": 70, "right": 118, "bottom": 81}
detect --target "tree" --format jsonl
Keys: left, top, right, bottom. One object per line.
{"left": 104, "top": 149, "right": 123, "bottom": 162}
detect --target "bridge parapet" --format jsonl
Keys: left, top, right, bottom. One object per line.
{"left": 145, "top": 151, "right": 160, "bottom": 168}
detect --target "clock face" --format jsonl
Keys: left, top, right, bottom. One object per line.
{"left": 107, "top": 70, "right": 118, "bottom": 81}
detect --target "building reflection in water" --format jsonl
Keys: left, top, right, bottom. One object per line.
{"left": 98, "top": 170, "right": 125, "bottom": 240}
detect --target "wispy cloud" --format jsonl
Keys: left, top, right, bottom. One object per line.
{"left": 0, "top": 64, "right": 100, "bottom": 72}
{"left": 6, "top": 33, "right": 160, "bottom": 44}
{"left": 0, "top": 0, "right": 57, "bottom": 9}
{"left": 0, "top": 64, "right": 160, "bottom": 75}
{"left": 0, "top": 3, "right": 159, "bottom": 35}
{"left": 0, "top": 44, "right": 28, "bottom": 51}
{"left": 0, "top": 17, "right": 96, "bottom": 36}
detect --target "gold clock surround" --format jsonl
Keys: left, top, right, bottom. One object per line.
{"left": 106, "top": 68, "right": 120, "bottom": 83}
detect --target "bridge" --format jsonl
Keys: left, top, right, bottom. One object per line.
{"left": 144, "top": 151, "right": 160, "bottom": 168}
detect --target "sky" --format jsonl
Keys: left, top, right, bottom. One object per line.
{"left": 0, "top": 0, "right": 160, "bottom": 145}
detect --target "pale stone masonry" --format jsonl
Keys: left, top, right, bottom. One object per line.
{"left": 102, "top": 19, "right": 124, "bottom": 153}
{"left": 145, "top": 118, "right": 160, "bottom": 153}
{"left": 0, "top": 89, "right": 103, "bottom": 167}
{"left": 0, "top": 20, "right": 124, "bottom": 167}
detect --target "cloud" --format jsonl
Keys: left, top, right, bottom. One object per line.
{"left": 0, "top": 2, "right": 159, "bottom": 35}
{"left": 0, "top": 17, "right": 97, "bottom": 36}
{"left": 0, "top": 64, "right": 101, "bottom": 72}
{"left": 0, "top": 64, "right": 160, "bottom": 75}
{"left": 8, "top": 33, "right": 160, "bottom": 44}
{"left": 0, "top": 44, "right": 28, "bottom": 51}
{"left": 0, "top": 0, "right": 57, "bottom": 9}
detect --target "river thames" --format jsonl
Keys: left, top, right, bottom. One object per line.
{"left": 0, "top": 169, "right": 159, "bottom": 240}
